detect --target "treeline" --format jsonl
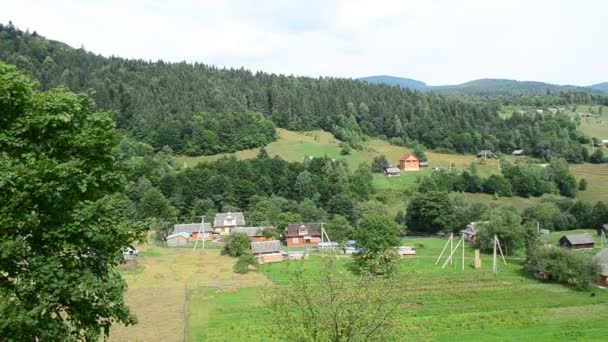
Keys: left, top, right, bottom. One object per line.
{"left": 0, "top": 23, "right": 592, "bottom": 161}
{"left": 118, "top": 137, "right": 386, "bottom": 241}
{"left": 500, "top": 91, "right": 608, "bottom": 107}
{"left": 414, "top": 158, "right": 579, "bottom": 198}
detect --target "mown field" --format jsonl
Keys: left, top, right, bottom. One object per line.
{"left": 187, "top": 232, "right": 608, "bottom": 341}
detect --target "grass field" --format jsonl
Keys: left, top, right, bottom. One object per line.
{"left": 571, "top": 163, "right": 608, "bottom": 202}
{"left": 187, "top": 234, "right": 608, "bottom": 341}
{"left": 109, "top": 245, "right": 269, "bottom": 342}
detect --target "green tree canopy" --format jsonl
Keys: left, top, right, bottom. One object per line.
{"left": 0, "top": 62, "right": 145, "bottom": 340}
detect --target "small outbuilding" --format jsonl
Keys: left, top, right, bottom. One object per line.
{"left": 419, "top": 161, "right": 429, "bottom": 168}
{"left": 511, "top": 149, "right": 526, "bottom": 156}
{"left": 599, "top": 224, "right": 608, "bottom": 236}
{"left": 396, "top": 246, "right": 417, "bottom": 256}
{"left": 166, "top": 232, "right": 190, "bottom": 247}
{"left": 460, "top": 221, "right": 488, "bottom": 242}
{"left": 251, "top": 240, "right": 283, "bottom": 264}
{"left": 384, "top": 167, "right": 401, "bottom": 177}
{"left": 592, "top": 249, "right": 608, "bottom": 286}
{"left": 399, "top": 153, "right": 420, "bottom": 171}
{"left": 559, "top": 234, "right": 595, "bottom": 250}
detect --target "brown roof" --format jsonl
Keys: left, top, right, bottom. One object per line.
{"left": 286, "top": 223, "right": 321, "bottom": 238}
{"left": 399, "top": 153, "right": 418, "bottom": 161}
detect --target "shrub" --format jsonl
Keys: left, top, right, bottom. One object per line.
{"left": 221, "top": 232, "right": 251, "bottom": 257}
{"left": 233, "top": 252, "right": 258, "bottom": 274}
{"left": 525, "top": 245, "right": 600, "bottom": 290}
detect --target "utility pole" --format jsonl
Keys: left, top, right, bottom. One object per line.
{"left": 462, "top": 233, "right": 465, "bottom": 271}
{"left": 436, "top": 233, "right": 453, "bottom": 265}
{"left": 193, "top": 216, "right": 205, "bottom": 250}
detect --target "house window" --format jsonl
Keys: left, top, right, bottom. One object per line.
{"left": 292, "top": 238, "right": 300, "bottom": 243}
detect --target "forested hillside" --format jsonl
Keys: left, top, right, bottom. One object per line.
{"left": 0, "top": 22, "right": 593, "bottom": 161}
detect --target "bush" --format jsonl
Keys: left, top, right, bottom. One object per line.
{"left": 339, "top": 142, "right": 352, "bottom": 155}
{"left": 525, "top": 245, "right": 600, "bottom": 290}
{"left": 221, "top": 232, "right": 251, "bottom": 257}
{"left": 233, "top": 252, "right": 258, "bottom": 274}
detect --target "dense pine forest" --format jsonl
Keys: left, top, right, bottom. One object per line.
{"left": 0, "top": 22, "right": 600, "bottom": 162}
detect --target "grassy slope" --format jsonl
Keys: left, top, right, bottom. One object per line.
{"left": 189, "top": 234, "right": 608, "bottom": 341}
{"left": 109, "top": 245, "right": 269, "bottom": 342}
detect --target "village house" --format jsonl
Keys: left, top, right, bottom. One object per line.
{"left": 232, "top": 226, "right": 275, "bottom": 241}
{"left": 476, "top": 150, "right": 496, "bottom": 159}
{"left": 251, "top": 240, "right": 283, "bottom": 264}
{"left": 511, "top": 149, "right": 526, "bottom": 156}
{"left": 399, "top": 153, "right": 420, "bottom": 171}
{"left": 384, "top": 166, "right": 401, "bottom": 177}
{"left": 166, "top": 232, "right": 190, "bottom": 247}
{"left": 213, "top": 212, "right": 245, "bottom": 235}
{"left": 593, "top": 249, "right": 608, "bottom": 286}
{"left": 559, "top": 234, "right": 595, "bottom": 250}
{"left": 172, "top": 222, "right": 213, "bottom": 241}
{"left": 285, "top": 223, "right": 322, "bottom": 247}
{"left": 460, "top": 221, "right": 488, "bottom": 242}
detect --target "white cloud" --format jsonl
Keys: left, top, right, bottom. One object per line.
{"left": 1, "top": 0, "right": 606, "bottom": 85}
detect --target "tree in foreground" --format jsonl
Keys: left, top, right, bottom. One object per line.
{"left": 354, "top": 215, "right": 402, "bottom": 276}
{"left": 0, "top": 62, "right": 146, "bottom": 340}
{"left": 265, "top": 256, "right": 403, "bottom": 341}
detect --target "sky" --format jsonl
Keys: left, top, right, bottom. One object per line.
{"left": 2, "top": 0, "right": 607, "bottom": 85}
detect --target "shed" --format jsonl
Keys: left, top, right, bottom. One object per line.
{"left": 166, "top": 232, "right": 190, "bottom": 247}
{"left": 460, "top": 221, "right": 488, "bottom": 242}
{"left": 396, "top": 246, "right": 417, "bottom": 256}
{"left": 592, "top": 249, "right": 608, "bottom": 286}
{"left": 476, "top": 150, "right": 496, "bottom": 159}
{"left": 251, "top": 240, "right": 281, "bottom": 254}
{"left": 172, "top": 222, "right": 213, "bottom": 241}
{"left": 511, "top": 149, "right": 526, "bottom": 156}
{"left": 384, "top": 167, "right": 401, "bottom": 177}
{"left": 285, "top": 223, "right": 322, "bottom": 247}
{"left": 213, "top": 212, "right": 246, "bottom": 235}
{"left": 251, "top": 240, "right": 283, "bottom": 264}
{"left": 318, "top": 242, "right": 339, "bottom": 250}
{"left": 419, "top": 161, "right": 429, "bottom": 168}
{"left": 599, "top": 224, "right": 608, "bottom": 236}
{"left": 559, "top": 234, "right": 595, "bottom": 250}
{"left": 399, "top": 153, "right": 420, "bottom": 171}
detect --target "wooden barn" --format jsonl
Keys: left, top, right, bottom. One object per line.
{"left": 213, "top": 212, "right": 245, "bottom": 235}
{"left": 593, "top": 249, "right": 608, "bottom": 286}
{"left": 559, "top": 234, "right": 595, "bottom": 250}
{"left": 172, "top": 222, "right": 213, "bottom": 241}
{"left": 384, "top": 167, "right": 401, "bottom": 177}
{"left": 232, "top": 226, "right": 274, "bottom": 241}
{"left": 166, "top": 232, "right": 190, "bottom": 247}
{"left": 285, "top": 223, "right": 322, "bottom": 247}
{"left": 399, "top": 153, "right": 420, "bottom": 171}
{"left": 251, "top": 240, "right": 283, "bottom": 264}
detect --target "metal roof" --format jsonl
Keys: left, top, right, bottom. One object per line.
{"left": 172, "top": 223, "right": 212, "bottom": 234}
{"left": 251, "top": 240, "right": 281, "bottom": 254}
{"left": 166, "top": 232, "right": 190, "bottom": 240}
{"left": 562, "top": 234, "right": 595, "bottom": 245}
{"left": 593, "top": 249, "right": 608, "bottom": 276}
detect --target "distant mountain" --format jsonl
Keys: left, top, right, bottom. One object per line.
{"left": 358, "top": 76, "right": 603, "bottom": 96}
{"left": 589, "top": 82, "right": 608, "bottom": 93}
{"left": 357, "top": 75, "right": 428, "bottom": 90}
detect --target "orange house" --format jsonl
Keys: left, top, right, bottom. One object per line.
{"left": 399, "top": 153, "right": 420, "bottom": 171}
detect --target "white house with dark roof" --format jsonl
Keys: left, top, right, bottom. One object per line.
{"left": 213, "top": 212, "right": 245, "bottom": 235}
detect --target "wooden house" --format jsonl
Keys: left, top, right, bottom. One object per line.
{"left": 285, "top": 223, "right": 322, "bottom": 247}
{"left": 213, "top": 212, "right": 245, "bottom": 235}
{"left": 399, "top": 153, "right": 420, "bottom": 171}
{"left": 559, "top": 234, "right": 595, "bottom": 250}
{"left": 251, "top": 240, "right": 283, "bottom": 264}
{"left": 593, "top": 249, "right": 608, "bottom": 286}
{"left": 460, "top": 221, "right": 488, "bottom": 242}
{"left": 172, "top": 223, "right": 213, "bottom": 241}
{"left": 232, "top": 226, "right": 274, "bottom": 242}
{"left": 384, "top": 167, "right": 401, "bottom": 177}
{"left": 476, "top": 150, "right": 496, "bottom": 159}
{"left": 511, "top": 149, "right": 526, "bottom": 156}
{"left": 166, "top": 232, "right": 190, "bottom": 247}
